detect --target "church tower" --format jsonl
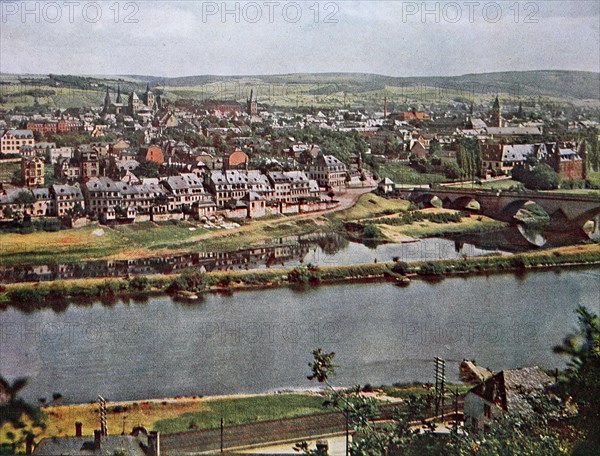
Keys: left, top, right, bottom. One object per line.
{"left": 144, "top": 83, "right": 155, "bottom": 110}
{"left": 246, "top": 89, "right": 257, "bottom": 115}
{"left": 491, "top": 96, "right": 502, "bottom": 127}
{"left": 116, "top": 85, "right": 122, "bottom": 104}
{"left": 102, "top": 87, "right": 111, "bottom": 115}
{"left": 128, "top": 91, "right": 141, "bottom": 116}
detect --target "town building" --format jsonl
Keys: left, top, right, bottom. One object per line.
{"left": 464, "top": 366, "right": 553, "bottom": 433}
{"left": 27, "top": 118, "right": 81, "bottom": 134}
{"left": 547, "top": 143, "right": 585, "bottom": 180}
{"left": 49, "top": 184, "right": 85, "bottom": 217}
{"left": 21, "top": 156, "right": 44, "bottom": 187}
{"left": 0, "top": 129, "right": 35, "bottom": 154}
{"left": 32, "top": 425, "right": 160, "bottom": 456}
{"left": 81, "top": 151, "right": 101, "bottom": 181}
{"left": 309, "top": 153, "right": 348, "bottom": 189}
{"left": 223, "top": 148, "right": 249, "bottom": 170}
{"left": 84, "top": 177, "right": 123, "bottom": 221}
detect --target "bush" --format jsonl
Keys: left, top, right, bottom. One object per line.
{"left": 362, "top": 224, "right": 383, "bottom": 239}
{"left": 7, "top": 287, "right": 49, "bottom": 307}
{"left": 391, "top": 261, "right": 410, "bottom": 275}
{"left": 288, "top": 265, "right": 321, "bottom": 284}
{"left": 168, "top": 269, "right": 207, "bottom": 293}
{"left": 129, "top": 275, "right": 149, "bottom": 291}
{"left": 418, "top": 262, "right": 447, "bottom": 276}
{"left": 512, "top": 163, "right": 561, "bottom": 190}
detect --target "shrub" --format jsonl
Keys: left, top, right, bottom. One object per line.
{"left": 129, "top": 276, "right": 149, "bottom": 291}
{"left": 418, "top": 262, "right": 446, "bottom": 276}
{"left": 288, "top": 266, "right": 321, "bottom": 284}
{"left": 391, "top": 261, "right": 410, "bottom": 275}
{"left": 7, "top": 287, "right": 49, "bottom": 307}
{"left": 168, "top": 269, "right": 207, "bottom": 293}
{"left": 362, "top": 224, "right": 383, "bottom": 239}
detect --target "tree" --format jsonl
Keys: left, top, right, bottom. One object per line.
{"left": 442, "top": 162, "right": 464, "bottom": 180}
{"left": 554, "top": 306, "right": 600, "bottom": 454}
{"left": 0, "top": 376, "right": 44, "bottom": 430}
{"left": 134, "top": 160, "right": 160, "bottom": 178}
{"left": 14, "top": 190, "right": 35, "bottom": 206}
{"left": 301, "top": 349, "right": 576, "bottom": 456}
{"left": 512, "top": 163, "right": 561, "bottom": 190}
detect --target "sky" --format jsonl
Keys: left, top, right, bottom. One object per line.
{"left": 0, "top": 0, "right": 599, "bottom": 77}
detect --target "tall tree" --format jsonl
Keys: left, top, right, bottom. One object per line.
{"left": 0, "top": 376, "right": 44, "bottom": 430}
{"left": 554, "top": 306, "right": 600, "bottom": 454}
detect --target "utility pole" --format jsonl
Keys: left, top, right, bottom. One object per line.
{"left": 434, "top": 357, "right": 446, "bottom": 420}
{"left": 98, "top": 395, "right": 108, "bottom": 436}
{"left": 345, "top": 410, "right": 349, "bottom": 456}
{"left": 451, "top": 388, "right": 460, "bottom": 433}
{"left": 220, "top": 417, "right": 224, "bottom": 454}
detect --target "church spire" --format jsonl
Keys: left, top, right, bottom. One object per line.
{"left": 102, "top": 87, "right": 111, "bottom": 115}
{"left": 491, "top": 96, "right": 502, "bottom": 127}
{"left": 116, "top": 85, "right": 122, "bottom": 104}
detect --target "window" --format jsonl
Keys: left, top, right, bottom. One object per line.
{"left": 484, "top": 403, "right": 492, "bottom": 418}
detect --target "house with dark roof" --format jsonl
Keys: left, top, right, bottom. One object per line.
{"left": 84, "top": 177, "right": 123, "bottom": 221}
{"left": 32, "top": 425, "right": 160, "bottom": 456}
{"left": 464, "top": 366, "right": 553, "bottom": 433}
{"left": 309, "top": 153, "right": 347, "bottom": 189}
{"left": 50, "top": 184, "right": 85, "bottom": 216}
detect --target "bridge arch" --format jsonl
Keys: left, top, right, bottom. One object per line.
{"left": 451, "top": 196, "right": 481, "bottom": 211}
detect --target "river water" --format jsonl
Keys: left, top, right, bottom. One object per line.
{"left": 1, "top": 268, "right": 597, "bottom": 403}
{"left": 0, "top": 235, "right": 506, "bottom": 284}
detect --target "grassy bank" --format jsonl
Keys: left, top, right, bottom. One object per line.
{"left": 328, "top": 193, "right": 411, "bottom": 222}
{"left": 0, "top": 216, "right": 327, "bottom": 267}
{"left": 153, "top": 394, "right": 327, "bottom": 434}
{"left": 19, "top": 393, "right": 326, "bottom": 442}
{"left": 2, "top": 243, "right": 599, "bottom": 310}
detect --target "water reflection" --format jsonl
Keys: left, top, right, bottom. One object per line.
{"left": 1, "top": 224, "right": 589, "bottom": 284}
{"left": 0, "top": 233, "right": 506, "bottom": 284}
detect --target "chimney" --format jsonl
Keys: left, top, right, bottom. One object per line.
{"left": 383, "top": 97, "right": 388, "bottom": 119}
{"left": 94, "top": 430, "right": 102, "bottom": 450}
{"left": 25, "top": 434, "right": 34, "bottom": 456}
{"left": 75, "top": 422, "right": 83, "bottom": 437}
{"left": 147, "top": 431, "right": 160, "bottom": 456}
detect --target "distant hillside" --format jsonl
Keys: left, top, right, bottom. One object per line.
{"left": 1, "top": 70, "right": 598, "bottom": 110}
{"left": 125, "top": 70, "right": 600, "bottom": 101}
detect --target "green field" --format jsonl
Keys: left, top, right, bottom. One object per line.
{"left": 153, "top": 394, "right": 327, "bottom": 433}
{"left": 0, "top": 221, "right": 209, "bottom": 266}
{"left": 112, "top": 221, "right": 207, "bottom": 250}
{"left": 377, "top": 163, "right": 447, "bottom": 185}
{"left": 328, "top": 193, "right": 410, "bottom": 222}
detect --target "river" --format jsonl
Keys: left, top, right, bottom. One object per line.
{"left": 0, "top": 268, "right": 597, "bottom": 403}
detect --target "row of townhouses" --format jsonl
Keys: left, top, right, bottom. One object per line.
{"left": 0, "top": 167, "right": 328, "bottom": 222}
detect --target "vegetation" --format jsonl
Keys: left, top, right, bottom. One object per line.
{"left": 2, "top": 244, "right": 600, "bottom": 310}
{"left": 153, "top": 394, "right": 326, "bottom": 434}
{"left": 328, "top": 194, "right": 410, "bottom": 222}
{"left": 512, "top": 157, "right": 562, "bottom": 190}
{"left": 0, "top": 376, "right": 45, "bottom": 454}
{"left": 301, "top": 345, "right": 581, "bottom": 456}
{"left": 377, "top": 162, "right": 446, "bottom": 186}
{"left": 456, "top": 137, "right": 481, "bottom": 179}
{"left": 554, "top": 306, "right": 600, "bottom": 454}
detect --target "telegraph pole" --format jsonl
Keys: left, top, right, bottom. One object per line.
{"left": 434, "top": 357, "right": 446, "bottom": 420}
{"left": 220, "top": 417, "right": 224, "bottom": 454}
{"left": 98, "top": 395, "right": 108, "bottom": 436}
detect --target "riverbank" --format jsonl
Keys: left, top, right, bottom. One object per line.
{"left": 0, "top": 194, "right": 507, "bottom": 268}
{"left": 2, "top": 243, "right": 599, "bottom": 310}
{"left": 13, "top": 381, "right": 468, "bottom": 447}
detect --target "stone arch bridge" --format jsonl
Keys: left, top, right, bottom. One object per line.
{"left": 395, "top": 187, "right": 600, "bottom": 233}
